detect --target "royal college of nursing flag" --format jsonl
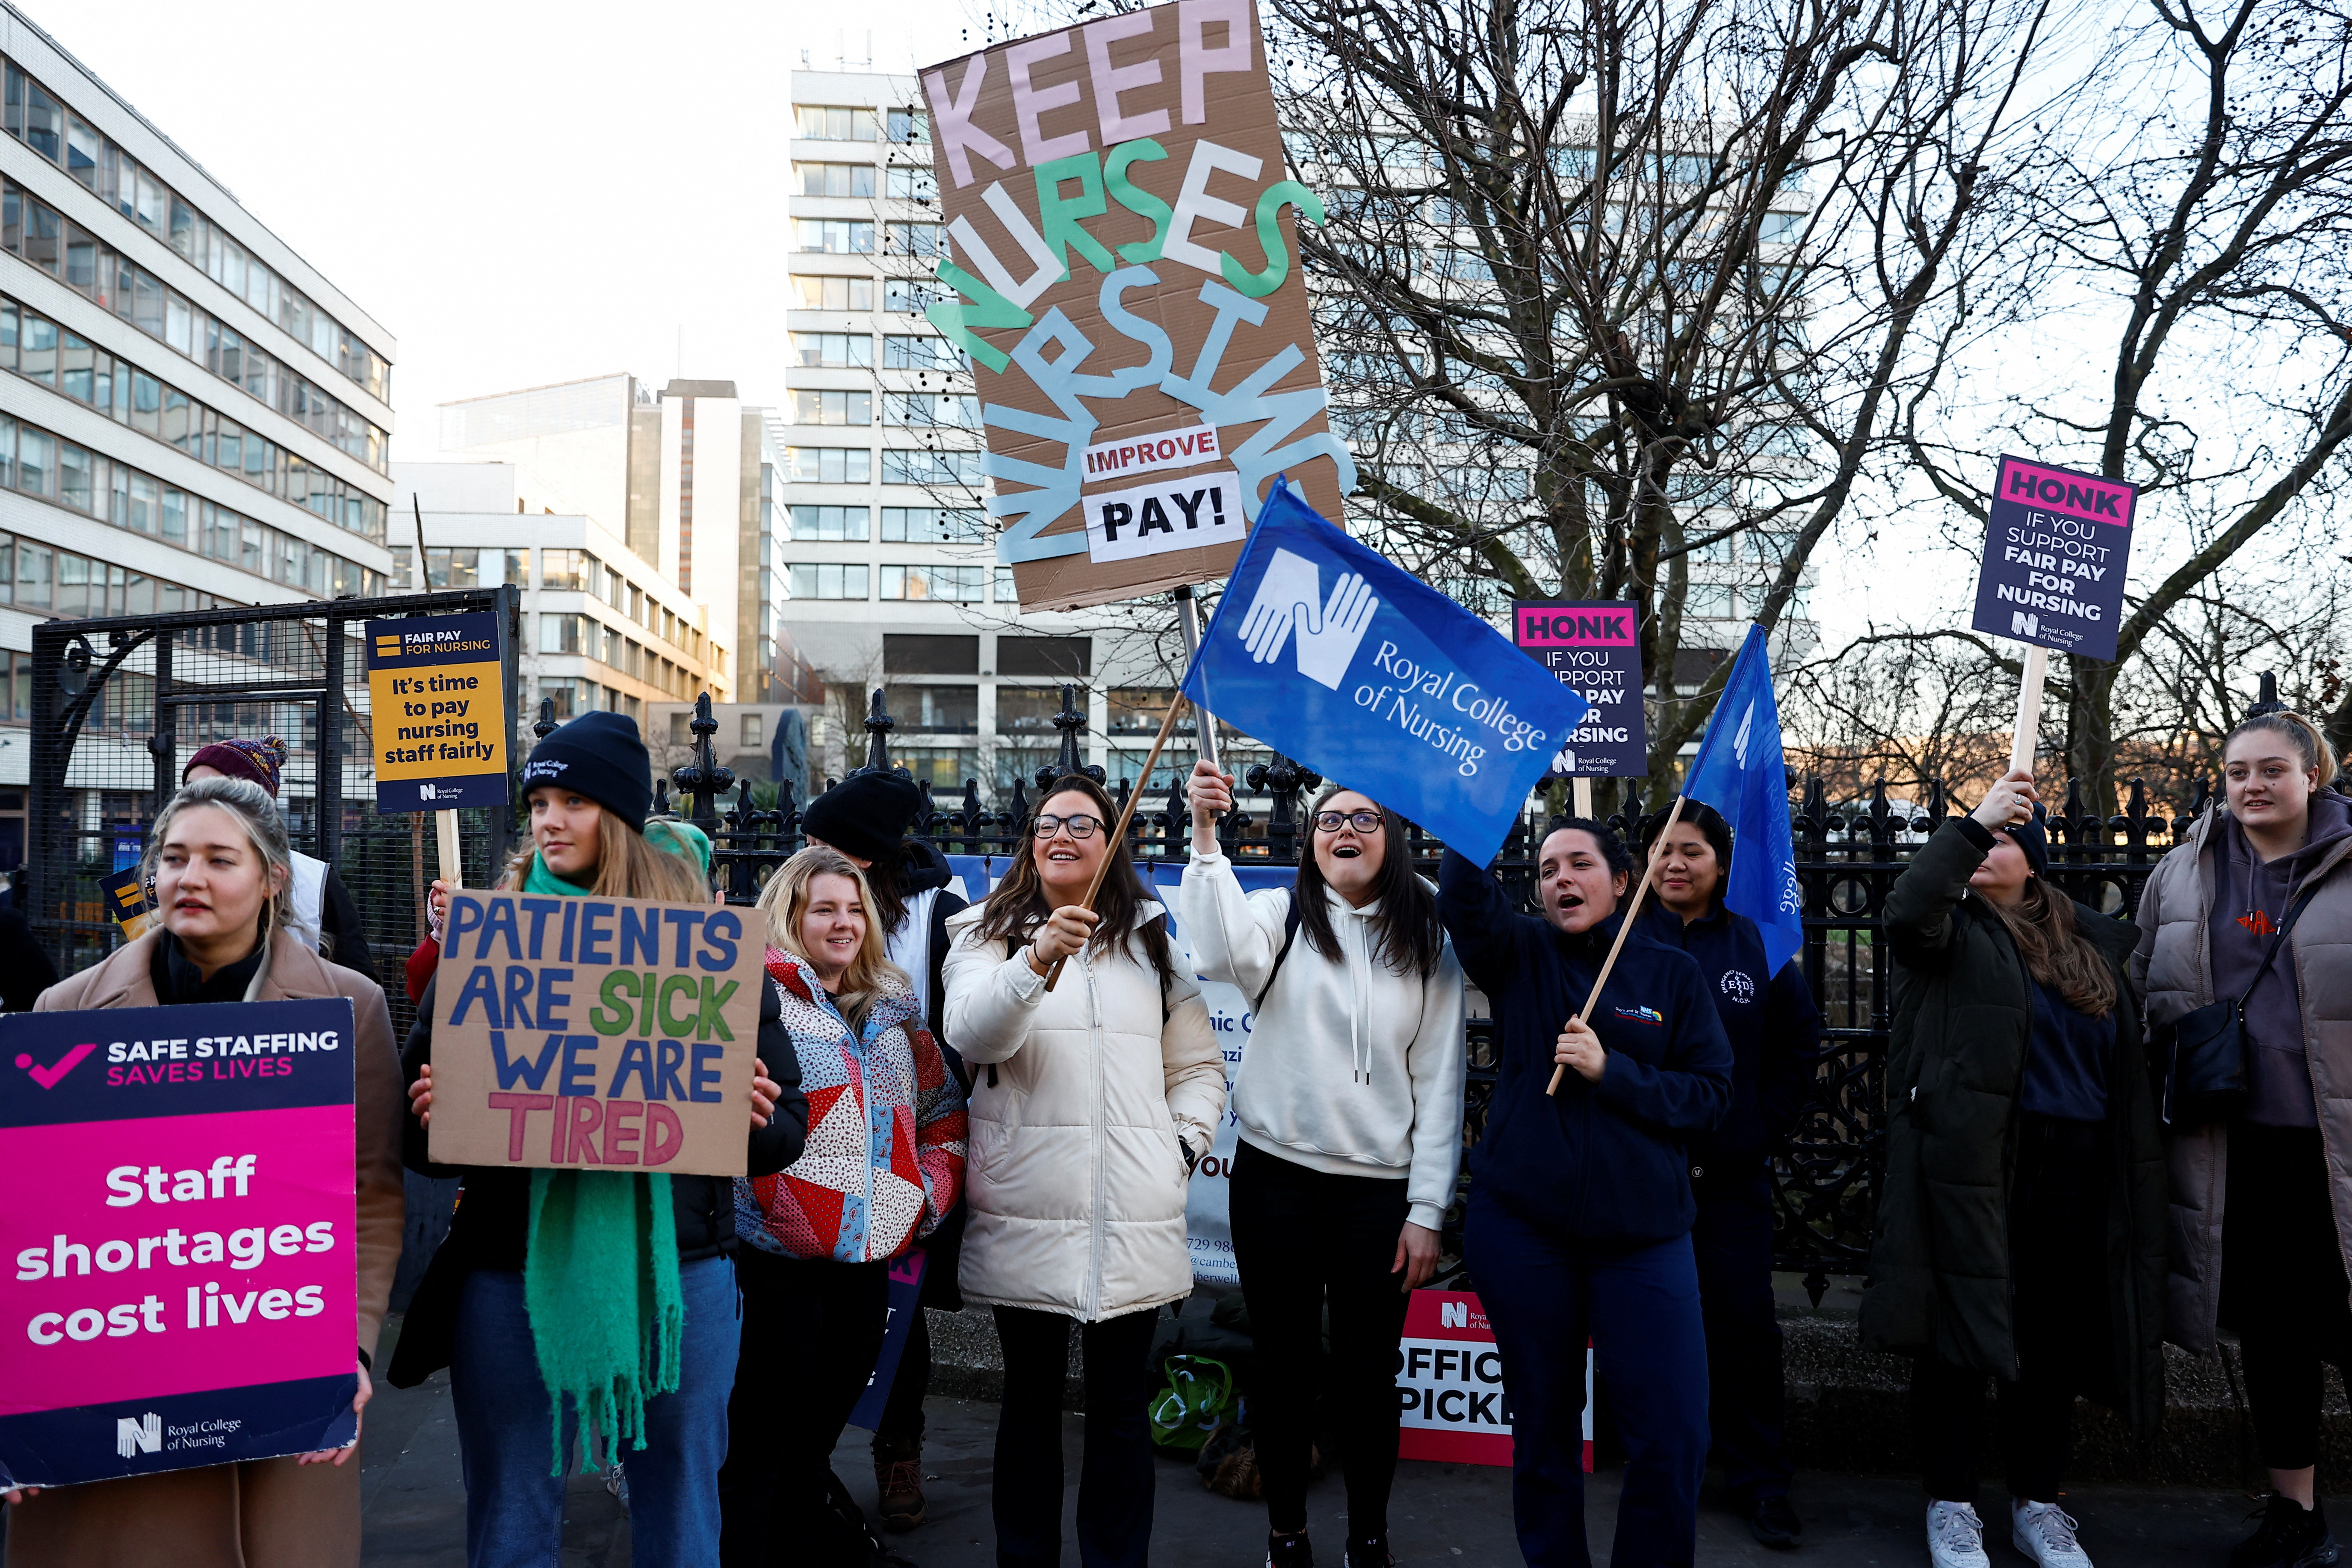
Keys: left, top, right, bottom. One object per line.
{"left": 1681, "top": 624, "right": 1804, "bottom": 976}
{"left": 1179, "top": 480, "right": 1589, "bottom": 864}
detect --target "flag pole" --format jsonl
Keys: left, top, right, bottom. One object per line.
{"left": 1042, "top": 691, "right": 1191, "bottom": 993}
{"left": 1546, "top": 793, "right": 1684, "bottom": 1096}
{"left": 2008, "top": 643, "right": 2047, "bottom": 777}
{"left": 1176, "top": 585, "right": 1219, "bottom": 773}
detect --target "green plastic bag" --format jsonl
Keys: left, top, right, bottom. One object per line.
{"left": 1148, "top": 1354, "right": 1235, "bottom": 1454}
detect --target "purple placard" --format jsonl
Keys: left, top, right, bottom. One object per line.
{"left": 1970, "top": 455, "right": 2138, "bottom": 661}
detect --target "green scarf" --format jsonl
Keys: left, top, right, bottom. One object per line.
{"left": 519, "top": 848, "right": 686, "bottom": 1474}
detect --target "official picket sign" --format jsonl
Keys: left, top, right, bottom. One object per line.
{"left": 366, "top": 610, "right": 511, "bottom": 812}
{"left": 427, "top": 891, "right": 767, "bottom": 1176}
{"left": 0, "top": 1001, "right": 360, "bottom": 1490}
{"left": 1180, "top": 480, "right": 1588, "bottom": 865}
{"left": 1969, "top": 454, "right": 2138, "bottom": 661}
{"left": 1512, "top": 599, "right": 1648, "bottom": 777}
{"left": 1394, "top": 1290, "right": 1593, "bottom": 1470}
{"left": 846, "top": 1250, "right": 930, "bottom": 1431}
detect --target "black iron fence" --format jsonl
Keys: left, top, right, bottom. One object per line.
{"left": 651, "top": 684, "right": 2197, "bottom": 1295}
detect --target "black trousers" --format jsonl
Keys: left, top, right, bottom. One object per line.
{"left": 1913, "top": 1116, "right": 2105, "bottom": 1506}
{"left": 1228, "top": 1139, "right": 1415, "bottom": 1538}
{"left": 872, "top": 1305, "right": 933, "bottom": 1449}
{"left": 1691, "top": 1161, "right": 1791, "bottom": 1499}
{"left": 2222, "top": 1125, "right": 2352, "bottom": 1472}
{"left": 991, "top": 1304, "right": 1159, "bottom": 1568}
{"left": 718, "top": 1249, "right": 891, "bottom": 1568}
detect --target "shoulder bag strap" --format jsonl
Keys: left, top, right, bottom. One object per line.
{"left": 1252, "top": 891, "right": 1306, "bottom": 1010}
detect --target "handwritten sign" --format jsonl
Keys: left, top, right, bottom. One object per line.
{"left": 426, "top": 892, "right": 766, "bottom": 1176}
{"left": 0, "top": 1001, "right": 360, "bottom": 1489}
{"left": 920, "top": 0, "right": 1354, "bottom": 611}
{"left": 367, "top": 611, "right": 511, "bottom": 812}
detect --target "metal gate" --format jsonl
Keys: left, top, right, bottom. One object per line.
{"left": 26, "top": 588, "right": 521, "bottom": 1041}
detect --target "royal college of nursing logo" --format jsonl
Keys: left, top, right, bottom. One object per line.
{"left": 116, "top": 1411, "right": 161, "bottom": 1459}
{"left": 1236, "top": 548, "right": 1381, "bottom": 691}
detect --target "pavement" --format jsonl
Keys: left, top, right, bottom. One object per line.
{"left": 357, "top": 1345, "right": 2272, "bottom": 1568}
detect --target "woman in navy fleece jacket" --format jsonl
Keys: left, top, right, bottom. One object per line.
{"left": 1439, "top": 820, "right": 1732, "bottom": 1568}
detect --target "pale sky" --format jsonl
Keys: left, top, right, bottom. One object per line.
{"left": 47, "top": 0, "right": 984, "bottom": 461}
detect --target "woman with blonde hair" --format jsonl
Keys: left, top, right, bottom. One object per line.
{"left": 719, "top": 846, "right": 966, "bottom": 1565}
{"left": 944, "top": 773, "right": 1226, "bottom": 1568}
{"left": 394, "top": 712, "right": 807, "bottom": 1568}
{"left": 2, "top": 776, "right": 407, "bottom": 1568}
{"left": 2134, "top": 709, "right": 2352, "bottom": 1568}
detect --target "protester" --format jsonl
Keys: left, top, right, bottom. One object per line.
{"left": 719, "top": 846, "right": 967, "bottom": 1565}
{"left": 183, "top": 736, "right": 378, "bottom": 985}
{"left": 0, "top": 776, "right": 406, "bottom": 1566}
{"left": 1860, "top": 768, "right": 2165, "bottom": 1568}
{"left": 1437, "top": 819, "right": 1731, "bottom": 1568}
{"left": 800, "top": 769, "right": 973, "bottom": 1530}
{"left": 942, "top": 774, "right": 1226, "bottom": 1568}
{"left": 1179, "top": 760, "right": 1464, "bottom": 1568}
{"left": 1638, "top": 802, "right": 1822, "bottom": 1549}
{"left": 389, "top": 711, "right": 807, "bottom": 1568}
{"left": 2133, "top": 711, "right": 2352, "bottom": 1568}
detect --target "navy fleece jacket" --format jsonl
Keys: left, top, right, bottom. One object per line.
{"left": 1440, "top": 849, "right": 1733, "bottom": 1247}
{"left": 1635, "top": 900, "right": 1821, "bottom": 1164}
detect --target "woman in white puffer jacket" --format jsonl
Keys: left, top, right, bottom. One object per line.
{"left": 943, "top": 773, "right": 1225, "bottom": 1568}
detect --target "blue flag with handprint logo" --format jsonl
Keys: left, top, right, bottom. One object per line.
{"left": 1179, "top": 479, "right": 1589, "bottom": 863}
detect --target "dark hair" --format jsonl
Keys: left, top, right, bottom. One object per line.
{"left": 1297, "top": 784, "right": 1444, "bottom": 980}
{"left": 1539, "top": 818, "right": 1634, "bottom": 880}
{"left": 1983, "top": 880, "right": 2118, "bottom": 1018}
{"left": 861, "top": 846, "right": 911, "bottom": 938}
{"left": 1642, "top": 801, "right": 1733, "bottom": 884}
{"left": 2223, "top": 710, "right": 2339, "bottom": 791}
{"left": 973, "top": 775, "right": 1174, "bottom": 989}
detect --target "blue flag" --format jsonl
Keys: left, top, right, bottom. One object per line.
{"left": 1180, "top": 480, "right": 1589, "bottom": 864}
{"left": 1681, "top": 624, "right": 1802, "bottom": 975}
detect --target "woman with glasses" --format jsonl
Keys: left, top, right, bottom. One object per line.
{"left": 1180, "top": 762, "right": 1464, "bottom": 1568}
{"left": 943, "top": 774, "right": 1227, "bottom": 1568}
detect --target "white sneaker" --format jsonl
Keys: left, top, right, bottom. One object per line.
{"left": 1927, "top": 1501, "right": 1992, "bottom": 1568}
{"left": 2013, "top": 1500, "right": 2092, "bottom": 1568}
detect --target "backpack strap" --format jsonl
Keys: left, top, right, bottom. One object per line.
{"left": 1253, "top": 891, "right": 1305, "bottom": 1010}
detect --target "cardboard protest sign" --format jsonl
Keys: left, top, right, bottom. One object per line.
{"left": 427, "top": 891, "right": 766, "bottom": 1177}
{"left": 1513, "top": 599, "right": 1647, "bottom": 777}
{"left": 367, "top": 611, "right": 511, "bottom": 812}
{"left": 0, "top": 1001, "right": 360, "bottom": 1489}
{"left": 1970, "top": 455, "right": 2138, "bottom": 662}
{"left": 919, "top": 0, "right": 1355, "bottom": 611}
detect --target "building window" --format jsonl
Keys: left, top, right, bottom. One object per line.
{"left": 540, "top": 614, "right": 593, "bottom": 654}
{"left": 881, "top": 564, "right": 984, "bottom": 602}
{"left": 541, "top": 549, "right": 600, "bottom": 591}
{"left": 882, "top": 634, "right": 978, "bottom": 674}
{"left": 796, "top": 162, "right": 876, "bottom": 198}
{"left": 995, "top": 686, "right": 1067, "bottom": 737}
{"left": 881, "top": 506, "right": 985, "bottom": 543}
{"left": 788, "top": 447, "right": 872, "bottom": 484}
{"left": 882, "top": 449, "right": 983, "bottom": 487}
{"left": 795, "top": 219, "right": 875, "bottom": 254}
{"left": 792, "top": 389, "right": 872, "bottom": 426}
{"left": 883, "top": 335, "right": 965, "bottom": 372}
{"left": 788, "top": 562, "right": 869, "bottom": 599}
{"left": 794, "top": 275, "right": 875, "bottom": 311}
{"left": 884, "top": 165, "right": 939, "bottom": 201}
{"left": 883, "top": 279, "right": 944, "bottom": 316}
{"left": 1108, "top": 688, "right": 1179, "bottom": 736}
{"left": 999, "top": 636, "right": 1092, "bottom": 678}
{"left": 883, "top": 391, "right": 975, "bottom": 426}
{"left": 884, "top": 222, "right": 946, "bottom": 259}
{"left": 886, "top": 107, "right": 929, "bottom": 144}
{"left": 740, "top": 712, "right": 765, "bottom": 749}
{"left": 885, "top": 685, "right": 978, "bottom": 734}
{"left": 995, "top": 566, "right": 1017, "bottom": 602}
{"left": 792, "top": 332, "right": 873, "bottom": 369}
{"left": 796, "top": 105, "right": 878, "bottom": 141}
{"left": 789, "top": 505, "right": 870, "bottom": 541}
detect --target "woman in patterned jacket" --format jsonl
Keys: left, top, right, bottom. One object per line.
{"left": 717, "top": 846, "right": 968, "bottom": 1566}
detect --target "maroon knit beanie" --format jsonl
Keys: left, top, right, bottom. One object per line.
{"left": 183, "top": 736, "right": 288, "bottom": 798}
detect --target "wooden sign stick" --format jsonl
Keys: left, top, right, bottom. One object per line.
{"left": 436, "top": 809, "right": 463, "bottom": 895}
{"left": 2009, "top": 643, "right": 2048, "bottom": 777}
{"left": 1042, "top": 691, "right": 1191, "bottom": 993}
{"left": 1546, "top": 793, "right": 1685, "bottom": 1096}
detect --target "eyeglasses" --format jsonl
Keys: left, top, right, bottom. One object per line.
{"left": 1032, "top": 813, "right": 1103, "bottom": 839}
{"left": 1315, "top": 809, "right": 1384, "bottom": 834}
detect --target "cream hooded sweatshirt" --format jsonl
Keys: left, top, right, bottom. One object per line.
{"left": 1180, "top": 850, "right": 1467, "bottom": 1230}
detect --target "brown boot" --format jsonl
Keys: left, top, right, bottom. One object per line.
{"left": 873, "top": 1433, "right": 926, "bottom": 1533}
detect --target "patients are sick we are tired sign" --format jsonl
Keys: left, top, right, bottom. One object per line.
{"left": 919, "top": 0, "right": 1355, "bottom": 611}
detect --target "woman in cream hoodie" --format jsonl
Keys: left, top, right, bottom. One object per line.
{"left": 943, "top": 774, "right": 1225, "bottom": 1568}
{"left": 1182, "top": 762, "right": 1466, "bottom": 1568}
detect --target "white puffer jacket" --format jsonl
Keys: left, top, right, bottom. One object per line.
{"left": 942, "top": 901, "right": 1227, "bottom": 1320}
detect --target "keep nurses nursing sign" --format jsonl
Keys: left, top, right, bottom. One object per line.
{"left": 920, "top": 0, "right": 1353, "bottom": 611}
{"left": 1970, "top": 455, "right": 2138, "bottom": 661}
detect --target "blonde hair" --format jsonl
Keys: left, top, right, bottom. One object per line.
{"left": 499, "top": 802, "right": 705, "bottom": 903}
{"left": 144, "top": 777, "right": 296, "bottom": 938}
{"left": 756, "top": 846, "right": 907, "bottom": 1029}
{"left": 2224, "top": 709, "right": 2340, "bottom": 791}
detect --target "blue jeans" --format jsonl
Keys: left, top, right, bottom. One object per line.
{"left": 1465, "top": 1196, "right": 1709, "bottom": 1568}
{"left": 450, "top": 1256, "right": 740, "bottom": 1568}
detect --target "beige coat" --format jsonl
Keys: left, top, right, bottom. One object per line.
{"left": 942, "top": 903, "right": 1226, "bottom": 1321}
{"left": 2130, "top": 806, "right": 2352, "bottom": 1352}
{"left": 6, "top": 930, "right": 407, "bottom": 1568}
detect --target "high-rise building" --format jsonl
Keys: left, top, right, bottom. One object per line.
{"left": 437, "top": 375, "right": 786, "bottom": 704}
{"left": 0, "top": 3, "right": 397, "bottom": 855}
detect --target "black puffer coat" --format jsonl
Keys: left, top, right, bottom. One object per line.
{"left": 1858, "top": 818, "right": 2169, "bottom": 1434}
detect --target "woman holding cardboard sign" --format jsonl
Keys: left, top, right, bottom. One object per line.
{"left": 4, "top": 776, "right": 406, "bottom": 1568}
{"left": 393, "top": 712, "right": 808, "bottom": 1568}
{"left": 943, "top": 774, "right": 1226, "bottom": 1568}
